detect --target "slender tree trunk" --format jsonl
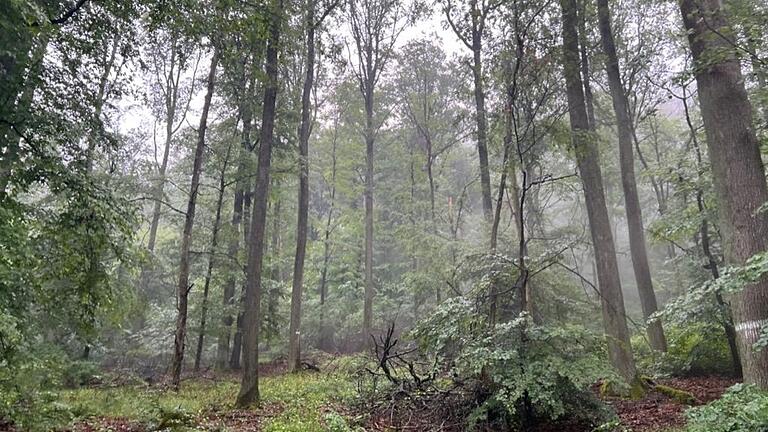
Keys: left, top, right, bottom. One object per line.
{"left": 596, "top": 0, "right": 667, "bottom": 352}
{"left": 80, "top": 36, "right": 119, "bottom": 358}
{"left": 362, "top": 81, "right": 375, "bottom": 340}
{"left": 680, "top": 0, "right": 768, "bottom": 385}
{"left": 141, "top": 36, "right": 184, "bottom": 304}
{"left": 287, "top": 0, "right": 316, "bottom": 372}
{"left": 236, "top": 0, "right": 282, "bottom": 405}
{"left": 171, "top": 49, "right": 220, "bottom": 391}
{"left": 488, "top": 138, "right": 509, "bottom": 327}
{"left": 469, "top": 4, "right": 493, "bottom": 221}
{"left": 268, "top": 195, "right": 282, "bottom": 321}
{"left": 698, "top": 193, "right": 743, "bottom": 377}
{"left": 195, "top": 144, "right": 231, "bottom": 371}
{"left": 230, "top": 174, "right": 253, "bottom": 369}
{"left": 230, "top": 313, "right": 244, "bottom": 368}
{"left": 216, "top": 115, "right": 252, "bottom": 370}
{"left": 147, "top": 36, "right": 182, "bottom": 256}
{"left": 216, "top": 73, "right": 256, "bottom": 369}
{"left": 576, "top": 0, "right": 597, "bottom": 130}
{"left": 318, "top": 121, "right": 338, "bottom": 351}
{"left": 560, "top": 0, "right": 637, "bottom": 384}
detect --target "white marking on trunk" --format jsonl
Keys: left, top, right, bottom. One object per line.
{"left": 735, "top": 319, "right": 767, "bottom": 342}
{"left": 735, "top": 320, "right": 768, "bottom": 332}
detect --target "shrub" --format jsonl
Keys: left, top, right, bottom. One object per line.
{"left": 685, "top": 384, "right": 768, "bottom": 432}
{"left": 0, "top": 347, "right": 75, "bottom": 432}
{"left": 410, "top": 298, "right": 616, "bottom": 429}
{"left": 633, "top": 323, "right": 735, "bottom": 377}
{"left": 63, "top": 360, "right": 102, "bottom": 388}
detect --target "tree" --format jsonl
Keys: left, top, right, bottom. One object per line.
{"left": 347, "top": 0, "right": 409, "bottom": 340}
{"left": 194, "top": 139, "right": 233, "bottom": 371}
{"left": 288, "top": 0, "right": 339, "bottom": 373}
{"left": 679, "top": 0, "right": 768, "bottom": 388}
{"left": 144, "top": 31, "right": 197, "bottom": 261}
{"left": 596, "top": 0, "right": 667, "bottom": 352}
{"left": 171, "top": 47, "right": 221, "bottom": 390}
{"left": 236, "top": 0, "right": 284, "bottom": 406}
{"left": 218, "top": 44, "right": 261, "bottom": 370}
{"left": 442, "top": 0, "right": 500, "bottom": 222}
{"left": 559, "top": 0, "right": 637, "bottom": 384}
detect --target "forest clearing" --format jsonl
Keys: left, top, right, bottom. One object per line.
{"left": 2, "top": 0, "right": 768, "bottom": 430}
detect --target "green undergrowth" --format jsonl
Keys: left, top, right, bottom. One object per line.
{"left": 61, "top": 371, "right": 357, "bottom": 431}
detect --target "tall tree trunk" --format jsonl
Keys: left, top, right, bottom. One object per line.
{"left": 217, "top": 112, "right": 252, "bottom": 370}
{"left": 195, "top": 144, "right": 231, "bottom": 371}
{"left": 318, "top": 119, "right": 338, "bottom": 351}
{"left": 171, "top": 49, "right": 220, "bottom": 390}
{"left": 680, "top": 0, "right": 768, "bottom": 386}
{"left": 560, "top": 0, "right": 637, "bottom": 384}
{"left": 488, "top": 137, "right": 509, "bottom": 326}
{"left": 80, "top": 36, "right": 119, "bottom": 358}
{"left": 469, "top": 0, "right": 493, "bottom": 221}
{"left": 141, "top": 35, "right": 184, "bottom": 303}
{"left": 287, "top": 0, "right": 316, "bottom": 372}
{"left": 228, "top": 69, "right": 258, "bottom": 369}
{"left": 362, "top": 79, "right": 375, "bottom": 340}
{"left": 230, "top": 173, "right": 253, "bottom": 369}
{"left": 699, "top": 193, "right": 743, "bottom": 378}
{"left": 576, "top": 0, "right": 596, "bottom": 130}
{"left": 682, "top": 81, "right": 743, "bottom": 377}
{"left": 596, "top": 0, "right": 667, "bottom": 352}
{"left": 236, "top": 0, "right": 282, "bottom": 405}
{"left": 147, "top": 35, "right": 183, "bottom": 255}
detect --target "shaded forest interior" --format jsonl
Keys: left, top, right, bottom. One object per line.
{"left": 2, "top": 0, "right": 768, "bottom": 430}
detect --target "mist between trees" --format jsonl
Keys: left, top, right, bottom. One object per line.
{"left": 1, "top": 0, "right": 768, "bottom": 430}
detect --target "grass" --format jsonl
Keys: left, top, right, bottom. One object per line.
{"left": 61, "top": 372, "right": 357, "bottom": 431}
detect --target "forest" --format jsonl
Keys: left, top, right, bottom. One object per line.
{"left": 1, "top": 0, "right": 768, "bottom": 430}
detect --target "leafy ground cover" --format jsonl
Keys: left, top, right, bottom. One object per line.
{"left": 57, "top": 368, "right": 357, "bottom": 432}
{"left": 65, "top": 373, "right": 735, "bottom": 432}
{"left": 0, "top": 356, "right": 744, "bottom": 432}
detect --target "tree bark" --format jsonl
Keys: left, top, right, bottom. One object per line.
{"left": 560, "top": 0, "right": 637, "bottom": 384}
{"left": 171, "top": 49, "right": 220, "bottom": 390}
{"left": 236, "top": 0, "right": 282, "bottom": 405}
{"left": 682, "top": 81, "right": 743, "bottom": 378}
{"left": 363, "top": 82, "right": 374, "bottom": 340}
{"left": 596, "top": 0, "right": 667, "bottom": 352}
{"left": 576, "top": 0, "right": 596, "bottom": 130}
{"left": 227, "top": 62, "right": 259, "bottom": 370}
{"left": 469, "top": 0, "right": 493, "bottom": 221}
{"left": 680, "top": 0, "right": 768, "bottom": 386}
{"left": 287, "top": 0, "right": 316, "bottom": 373}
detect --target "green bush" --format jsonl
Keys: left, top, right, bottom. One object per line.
{"left": 411, "top": 298, "right": 615, "bottom": 429}
{"left": 685, "top": 384, "right": 768, "bottom": 432}
{"left": 634, "top": 323, "right": 735, "bottom": 377}
{"left": 0, "top": 348, "right": 75, "bottom": 432}
{"left": 323, "top": 411, "right": 364, "bottom": 432}
{"left": 63, "top": 360, "right": 102, "bottom": 388}
{"left": 0, "top": 347, "right": 103, "bottom": 430}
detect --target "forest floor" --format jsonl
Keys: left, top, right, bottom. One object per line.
{"left": 35, "top": 359, "right": 735, "bottom": 432}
